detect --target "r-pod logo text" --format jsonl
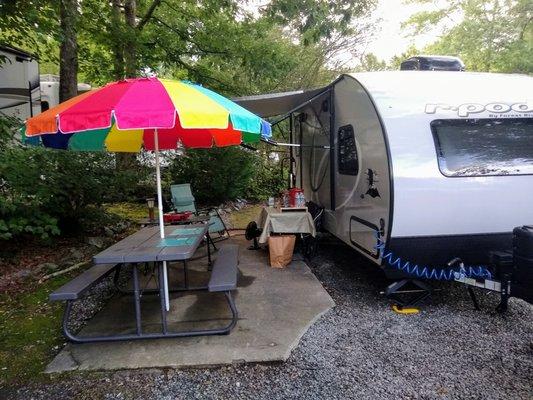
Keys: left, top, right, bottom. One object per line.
{"left": 425, "top": 102, "right": 532, "bottom": 117}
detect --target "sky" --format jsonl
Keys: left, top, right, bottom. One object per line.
{"left": 365, "top": 0, "right": 441, "bottom": 61}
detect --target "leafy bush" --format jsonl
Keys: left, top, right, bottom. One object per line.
{"left": 6, "top": 149, "right": 129, "bottom": 222}
{"left": 166, "top": 147, "right": 255, "bottom": 205}
{"left": 0, "top": 118, "right": 58, "bottom": 240}
{"left": 0, "top": 116, "right": 146, "bottom": 240}
{"left": 0, "top": 196, "right": 60, "bottom": 240}
{"left": 166, "top": 146, "right": 286, "bottom": 205}
{"left": 0, "top": 113, "right": 287, "bottom": 241}
{"left": 0, "top": 115, "right": 15, "bottom": 150}
{"left": 244, "top": 151, "right": 287, "bottom": 201}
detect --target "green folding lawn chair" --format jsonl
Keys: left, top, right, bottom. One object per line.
{"left": 170, "top": 183, "right": 196, "bottom": 213}
{"left": 170, "top": 183, "right": 229, "bottom": 241}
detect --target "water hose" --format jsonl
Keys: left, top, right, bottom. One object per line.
{"left": 375, "top": 235, "right": 492, "bottom": 281}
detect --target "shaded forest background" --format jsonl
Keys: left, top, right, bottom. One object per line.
{"left": 0, "top": 0, "right": 531, "bottom": 241}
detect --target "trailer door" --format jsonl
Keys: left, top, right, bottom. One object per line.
{"left": 296, "top": 91, "right": 333, "bottom": 210}
{"left": 332, "top": 76, "right": 392, "bottom": 262}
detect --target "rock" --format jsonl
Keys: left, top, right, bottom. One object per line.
{"left": 15, "top": 269, "right": 33, "bottom": 278}
{"left": 35, "top": 262, "right": 59, "bottom": 273}
{"left": 68, "top": 248, "right": 84, "bottom": 261}
{"left": 86, "top": 236, "right": 106, "bottom": 249}
{"left": 57, "top": 248, "right": 85, "bottom": 269}
{"left": 104, "top": 227, "right": 115, "bottom": 237}
{"left": 111, "top": 221, "right": 129, "bottom": 234}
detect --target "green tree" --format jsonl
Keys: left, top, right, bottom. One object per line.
{"left": 404, "top": 0, "right": 533, "bottom": 73}
{"left": 0, "top": 0, "right": 380, "bottom": 228}
{"left": 389, "top": 45, "right": 420, "bottom": 69}
{"left": 2, "top": 0, "right": 377, "bottom": 92}
{"left": 166, "top": 147, "right": 257, "bottom": 205}
{"left": 266, "top": 0, "right": 376, "bottom": 44}
{"left": 0, "top": 0, "right": 58, "bottom": 66}
{"left": 356, "top": 53, "right": 389, "bottom": 71}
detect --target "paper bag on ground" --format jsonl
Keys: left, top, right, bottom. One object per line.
{"left": 268, "top": 235, "right": 296, "bottom": 268}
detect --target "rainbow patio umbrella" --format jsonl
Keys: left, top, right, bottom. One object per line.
{"left": 24, "top": 77, "right": 271, "bottom": 311}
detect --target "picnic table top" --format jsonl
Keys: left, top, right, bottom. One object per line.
{"left": 93, "top": 223, "right": 208, "bottom": 264}
{"left": 138, "top": 214, "right": 211, "bottom": 226}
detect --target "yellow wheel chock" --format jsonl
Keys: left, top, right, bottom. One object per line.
{"left": 391, "top": 304, "right": 420, "bottom": 314}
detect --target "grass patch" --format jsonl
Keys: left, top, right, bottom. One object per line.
{"left": 104, "top": 202, "right": 153, "bottom": 222}
{"left": 0, "top": 274, "right": 75, "bottom": 386}
{"left": 229, "top": 204, "right": 263, "bottom": 230}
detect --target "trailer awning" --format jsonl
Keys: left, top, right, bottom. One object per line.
{"left": 233, "top": 86, "right": 329, "bottom": 118}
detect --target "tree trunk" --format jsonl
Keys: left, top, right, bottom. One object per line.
{"left": 124, "top": 0, "right": 137, "bottom": 77}
{"left": 111, "top": 0, "right": 125, "bottom": 80}
{"left": 59, "top": 0, "right": 79, "bottom": 102}
{"left": 116, "top": 0, "right": 139, "bottom": 170}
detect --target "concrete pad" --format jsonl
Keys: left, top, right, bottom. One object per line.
{"left": 46, "top": 236, "right": 334, "bottom": 372}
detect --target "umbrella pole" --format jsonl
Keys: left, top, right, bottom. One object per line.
{"left": 154, "top": 128, "right": 170, "bottom": 312}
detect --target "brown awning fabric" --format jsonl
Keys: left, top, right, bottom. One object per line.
{"left": 233, "top": 86, "right": 328, "bottom": 118}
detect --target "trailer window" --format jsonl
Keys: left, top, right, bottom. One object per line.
{"left": 338, "top": 125, "right": 358, "bottom": 175}
{"left": 432, "top": 119, "right": 533, "bottom": 177}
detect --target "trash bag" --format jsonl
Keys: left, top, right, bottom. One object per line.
{"left": 268, "top": 235, "right": 296, "bottom": 268}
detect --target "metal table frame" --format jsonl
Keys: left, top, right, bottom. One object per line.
{"left": 61, "top": 225, "right": 237, "bottom": 343}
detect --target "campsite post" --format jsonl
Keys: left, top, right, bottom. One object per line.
{"left": 154, "top": 128, "right": 170, "bottom": 312}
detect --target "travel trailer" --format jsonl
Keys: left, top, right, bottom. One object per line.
{"left": 0, "top": 45, "right": 41, "bottom": 120}
{"left": 236, "top": 72, "right": 533, "bottom": 282}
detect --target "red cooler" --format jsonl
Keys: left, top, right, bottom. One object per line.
{"left": 289, "top": 187, "right": 304, "bottom": 207}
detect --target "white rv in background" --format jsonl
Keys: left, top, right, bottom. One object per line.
{"left": 40, "top": 74, "right": 91, "bottom": 111}
{"left": 236, "top": 72, "right": 533, "bottom": 277}
{"left": 0, "top": 45, "right": 92, "bottom": 122}
{"left": 0, "top": 45, "right": 41, "bottom": 120}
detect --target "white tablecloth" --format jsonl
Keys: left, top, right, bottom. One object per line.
{"left": 257, "top": 207, "right": 316, "bottom": 244}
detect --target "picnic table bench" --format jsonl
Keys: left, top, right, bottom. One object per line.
{"left": 49, "top": 263, "right": 118, "bottom": 302}
{"left": 49, "top": 225, "right": 239, "bottom": 343}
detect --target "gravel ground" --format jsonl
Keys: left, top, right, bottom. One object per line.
{"left": 7, "top": 235, "right": 533, "bottom": 400}
{"left": 66, "top": 265, "right": 131, "bottom": 333}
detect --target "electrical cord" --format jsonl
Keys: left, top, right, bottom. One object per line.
{"left": 375, "top": 234, "right": 492, "bottom": 281}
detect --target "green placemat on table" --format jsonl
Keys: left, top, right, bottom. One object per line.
{"left": 170, "top": 227, "right": 205, "bottom": 236}
{"left": 157, "top": 237, "right": 195, "bottom": 247}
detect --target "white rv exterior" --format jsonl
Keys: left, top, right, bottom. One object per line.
{"left": 0, "top": 45, "right": 41, "bottom": 120}
{"left": 237, "top": 72, "right": 533, "bottom": 274}
{"left": 40, "top": 74, "right": 92, "bottom": 111}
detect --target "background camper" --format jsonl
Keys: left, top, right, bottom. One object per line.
{"left": 0, "top": 45, "right": 41, "bottom": 120}
{"left": 39, "top": 74, "right": 92, "bottom": 111}
{"left": 0, "top": 47, "right": 92, "bottom": 122}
